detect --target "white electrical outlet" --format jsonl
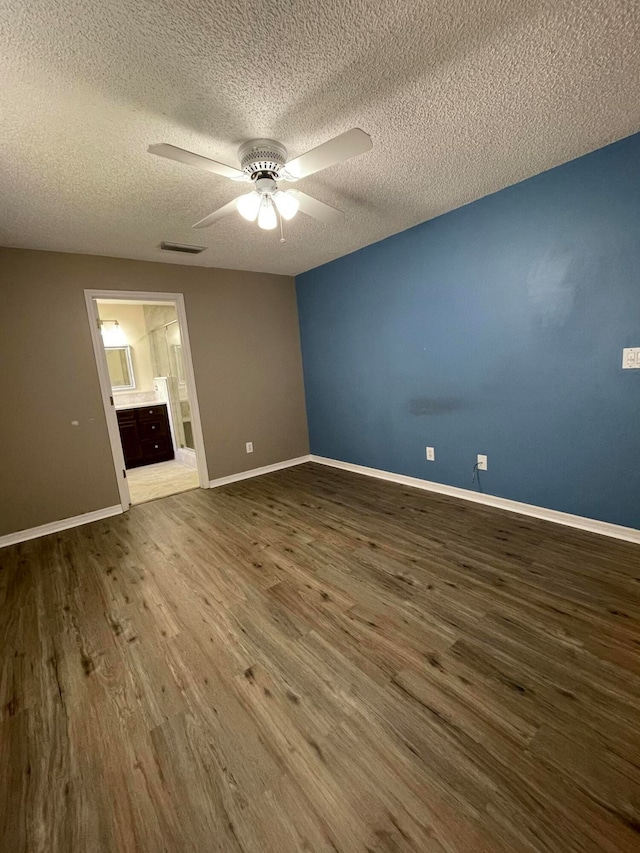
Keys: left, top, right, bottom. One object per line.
{"left": 477, "top": 454, "right": 488, "bottom": 471}
{"left": 245, "top": 441, "right": 254, "bottom": 453}
{"left": 426, "top": 446, "right": 435, "bottom": 461}
{"left": 622, "top": 347, "right": 640, "bottom": 369}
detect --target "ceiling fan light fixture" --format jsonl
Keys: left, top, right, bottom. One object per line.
{"left": 257, "top": 196, "right": 277, "bottom": 230}
{"left": 150, "top": 129, "right": 371, "bottom": 232}
{"left": 236, "top": 191, "right": 262, "bottom": 221}
{"left": 273, "top": 190, "right": 299, "bottom": 221}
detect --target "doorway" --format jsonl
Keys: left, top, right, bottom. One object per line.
{"left": 85, "top": 290, "right": 209, "bottom": 508}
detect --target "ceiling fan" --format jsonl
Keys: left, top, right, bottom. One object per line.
{"left": 148, "top": 128, "right": 372, "bottom": 232}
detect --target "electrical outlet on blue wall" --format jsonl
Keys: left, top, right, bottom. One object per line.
{"left": 296, "top": 133, "right": 640, "bottom": 530}
{"left": 622, "top": 347, "right": 640, "bottom": 368}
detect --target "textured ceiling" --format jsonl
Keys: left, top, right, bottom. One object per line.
{"left": 1, "top": 0, "right": 640, "bottom": 276}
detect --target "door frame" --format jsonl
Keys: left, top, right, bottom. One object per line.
{"left": 85, "top": 289, "right": 209, "bottom": 510}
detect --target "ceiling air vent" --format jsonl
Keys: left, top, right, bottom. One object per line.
{"left": 159, "top": 241, "right": 206, "bottom": 254}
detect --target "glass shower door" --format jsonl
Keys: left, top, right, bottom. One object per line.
{"left": 148, "top": 321, "right": 194, "bottom": 451}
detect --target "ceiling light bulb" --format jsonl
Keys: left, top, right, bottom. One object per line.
{"left": 273, "top": 190, "right": 299, "bottom": 221}
{"left": 113, "top": 325, "right": 127, "bottom": 345}
{"left": 236, "top": 191, "right": 262, "bottom": 222}
{"left": 101, "top": 320, "right": 127, "bottom": 346}
{"left": 257, "top": 197, "right": 277, "bottom": 230}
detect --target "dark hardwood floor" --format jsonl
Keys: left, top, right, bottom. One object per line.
{"left": 1, "top": 462, "right": 639, "bottom": 852}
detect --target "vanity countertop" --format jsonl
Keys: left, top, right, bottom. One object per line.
{"left": 114, "top": 400, "right": 166, "bottom": 411}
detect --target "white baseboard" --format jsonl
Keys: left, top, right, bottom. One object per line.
{"left": 309, "top": 456, "right": 640, "bottom": 545}
{"left": 0, "top": 505, "right": 123, "bottom": 549}
{"left": 175, "top": 447, "right": 197, "bottom": 469}
{"left": 209, "top": 455, "right": 312, "bottom": 489}
{"left": 4, "top": 458, "right": 636, "bottom": 548}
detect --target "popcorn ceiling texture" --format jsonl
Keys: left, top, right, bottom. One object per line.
{"left": 1, "top": 0, "right": 639, "bottom": 276}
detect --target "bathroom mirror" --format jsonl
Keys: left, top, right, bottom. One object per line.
{"left": 105, "top": 346, "right": 135, "bottom": 390}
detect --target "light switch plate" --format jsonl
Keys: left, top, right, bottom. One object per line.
{"left": 622, "top": 347, "right": 640, "bottom": 369}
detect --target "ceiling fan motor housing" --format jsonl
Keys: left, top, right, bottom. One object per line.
{"left": 239, "top": 138, "right": 288, "bottom": 180}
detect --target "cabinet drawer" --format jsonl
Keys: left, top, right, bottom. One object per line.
{"left": 138, "top": 405, "right": 167, "bottom": 420}
{"left": 138, "top": 418, "right": 168, "bottom": 440}
{"left": 141, "top": 437, "right": 173, "bottom": 459}
{"left": 116, "top": 408, "right": 137, "bottom": 424}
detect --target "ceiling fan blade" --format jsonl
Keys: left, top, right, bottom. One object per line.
{"left": 192, "top": 199, "right": 239, "bottom": 229}
{"left": 148, "top": 143, "right": 247, "bottom": 181}
{"left": 284, "top": 129, "right": 372, "bottom": 180}
{"left": 291, "top": 190, "right": 342, "bottom": 224}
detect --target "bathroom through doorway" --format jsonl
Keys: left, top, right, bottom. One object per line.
{"left": 85, "top": 290, "right": 208, "bottom": 508}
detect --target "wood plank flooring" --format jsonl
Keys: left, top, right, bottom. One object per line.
{"left": 1, "top": 462, "right": 639, "bottom": 852}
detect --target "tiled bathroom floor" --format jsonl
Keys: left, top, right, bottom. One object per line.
{"left": 127, "top": 460, "right": 199, "bottom": 504}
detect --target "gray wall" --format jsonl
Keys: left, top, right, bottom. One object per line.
{"left": 0, "top": 248, "right": 309, "bottom": 536}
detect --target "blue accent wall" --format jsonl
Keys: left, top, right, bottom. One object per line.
{"left": 296, "top": 133, "right": 640, "bottom": 529}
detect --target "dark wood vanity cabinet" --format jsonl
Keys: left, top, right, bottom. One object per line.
{"left": 117, "top": 409, "right": 144, "bottom": 467}
{"left": 116, "top": 404, "right": 174, "bottom": 468}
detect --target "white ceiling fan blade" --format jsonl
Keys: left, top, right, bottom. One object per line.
{"left": 192, "top": 199, "right": 239, "bottom": 228}
{"left": 148, "top": 143, "right": 247, "bottom": 181}
{"left": 284, "top": 129, "right": 372, "bottom": 180}
{"left": 291, "top": 190, "right": 342, "bottom": 224}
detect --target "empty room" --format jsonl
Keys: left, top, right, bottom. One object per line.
{"left": 1, "top": 1, "right": 639, "bottom": 851}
